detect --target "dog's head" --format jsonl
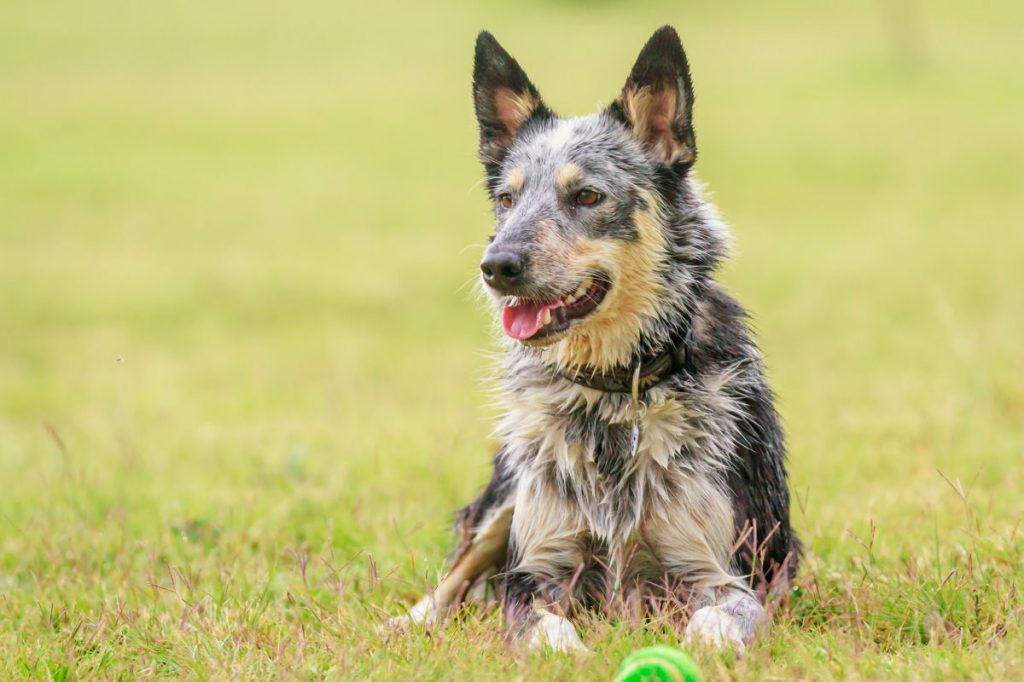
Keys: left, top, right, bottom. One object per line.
{"left": 474, "top": 27, "right": 712, "bottom": 371}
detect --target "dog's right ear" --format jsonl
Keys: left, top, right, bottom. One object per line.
{"left": 473, "top": 31, "right": 551, "bottom": 170}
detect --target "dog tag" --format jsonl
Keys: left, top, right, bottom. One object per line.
{"left": 629, "top": 360, "right": 642, "bottom": 457}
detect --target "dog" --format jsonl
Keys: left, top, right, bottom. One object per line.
{"left": 391, "top": 26, "right": 798, "bottom": 654}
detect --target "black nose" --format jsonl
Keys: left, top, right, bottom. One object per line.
{"left": 480, "top": 250, "right": 525, "bottom": 292}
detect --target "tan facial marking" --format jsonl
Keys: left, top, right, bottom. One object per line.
{"left": 542, "top": 191, "right": 668, "bottom": 370}
{"left": 508, "top": 167, "right": 526, "bottom": 192}
{"left": 556, "top": 162, "right": 582, "bottom": 189}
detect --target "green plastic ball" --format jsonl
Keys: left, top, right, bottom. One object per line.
{"left": 611, "top": 645, "right": 702, "bottom": 682}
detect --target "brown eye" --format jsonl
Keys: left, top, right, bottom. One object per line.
{"left": 499, "top": 194, "right": 514, "bottom": 209}
{"left": 576, "top": 189, "right": 602, "bottom": 207}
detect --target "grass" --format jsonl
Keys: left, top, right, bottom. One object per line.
{"left": 1, "top": 0, "right": 1022, "bottom": 678}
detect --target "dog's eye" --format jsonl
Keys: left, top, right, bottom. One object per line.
{"left": 498, "top": 194, "right": 514, "bottom": 209}
{"left": 576, "top": 189, "right": 602, "bottom": 207}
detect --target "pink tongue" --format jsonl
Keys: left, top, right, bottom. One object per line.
{"left": 502, "top": 301, "right": 555, "bottom": 340}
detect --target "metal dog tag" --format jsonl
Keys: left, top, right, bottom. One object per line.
{"left": 629, "top": 361, "right": 642, "bottom": 457}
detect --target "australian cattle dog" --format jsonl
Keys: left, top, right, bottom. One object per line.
{"left": 391, "top": 26, "right": 798, "bottom": 654}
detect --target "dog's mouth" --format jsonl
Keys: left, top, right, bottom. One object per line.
{"left": 502, "top": 276, "right": 610, "bottom": 342}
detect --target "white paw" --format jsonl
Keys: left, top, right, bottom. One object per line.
{"left": 381, "top": 595, "right": 437, "bottom": 632}
{"left": 381, "top": 614, "right": 410, "bottom": 633}
{"left": 526, "top": 613, "right": 589, "bottom": 654}
{"left": 685, "top": 605, "right": 747, "bottom": 654}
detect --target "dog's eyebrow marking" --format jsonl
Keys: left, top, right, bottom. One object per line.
{"left": 507, "top": 167, "right": 527, "bottom": 192}
{"left": 556, "top": 162, "right": 581, "bottom": 188}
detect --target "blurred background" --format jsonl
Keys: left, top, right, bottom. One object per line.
{"left": 1, "top": 0, "right": 1021, "bottom": 675}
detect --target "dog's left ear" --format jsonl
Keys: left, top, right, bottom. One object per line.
{"left": 473, "top": 31, "right": 551, "bottom": 169}
{"left": 609, "top": 26, "right": 697, "bottom": 167}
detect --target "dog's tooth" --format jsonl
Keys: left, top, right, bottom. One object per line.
{"left": 542, "top": 308, "right": 552, "bottom": 326}
{"left": 574, "top": 278, "right": 592, "bottom": 299}
{"left": 564, "top": 293, "right": 578, "bottom": 305}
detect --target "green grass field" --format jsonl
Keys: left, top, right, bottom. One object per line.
{"left": 2, "top": 0, "right": 1022, "bottom": 678}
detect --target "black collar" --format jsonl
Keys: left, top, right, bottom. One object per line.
{"left": 559, "top": 327, "right": 692, "bottom": 394}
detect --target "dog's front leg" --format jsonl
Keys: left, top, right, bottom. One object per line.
{"left": 646, "top": 477, "right": 765, "bottom": 653}
{"left": 502, "top": 569, "right": 588, "bottom": 654}
{"left": 500, "top": 480, "right": 589, "bottom": 654}
{"left": 684, "top": 585, "right": 764, "bottom": 653}
{"left": 392, "top": 503, "right": 512, "bottom": 628}
{"left": 390, "top": 455, "right": 517, "bottom": 628}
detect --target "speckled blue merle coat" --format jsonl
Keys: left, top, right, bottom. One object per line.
{"left": 393, "top": 26, "right": 798, "bottom": 653}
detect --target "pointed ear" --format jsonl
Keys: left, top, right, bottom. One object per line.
{"left": 610, "top": 26, "right": 696, "bottom": 167}
{"left": 473, "top": 31, "right": 550, "bottom": 169}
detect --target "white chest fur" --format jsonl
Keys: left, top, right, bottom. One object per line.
{"left": 497, "top": 379, "right": 738, "bottom": 583}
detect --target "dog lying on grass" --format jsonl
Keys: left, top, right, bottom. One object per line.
{"left": 391, "top": 26, "right": 798, "bottom": 654}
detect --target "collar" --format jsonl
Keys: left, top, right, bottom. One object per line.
{"left": 559, "top": 327, "right": 692, "bottom": 394}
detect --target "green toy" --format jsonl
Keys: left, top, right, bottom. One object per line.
{"left": 611, "top": 646, "right": 702, "bottom": 682}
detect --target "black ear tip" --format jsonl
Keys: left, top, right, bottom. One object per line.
{"left": 475, "top": 30, "right": 506, "bottom": 58}
{"left": 475, "top": 31, "right": 497, "bottom": 77}
{"left": 646, "top": 25, "right": 684, "bottom": 54}
{"left": 651, "top": 25, "right": 680, "bottom": 42}
{"left": 474, "top": 30, "right": 511, "bottom": 71}
{"left": 634, "top": 24, "right": 687, "bottom": 70}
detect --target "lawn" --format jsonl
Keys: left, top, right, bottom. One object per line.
{"left": 1, "top": 0, "right": 1022, "bottom": 678}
